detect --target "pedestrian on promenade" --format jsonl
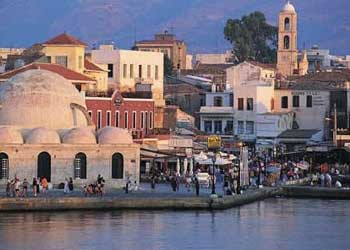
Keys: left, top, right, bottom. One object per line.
{"left": 41, "top": 177, "right": 48, "bottom": 193}
{"left": 150, "top": 176, "right": 156, "bottom": 191}
{"left": 14, "top": 177, "right": 21, "bottom": 197}
{"left": 32, "top": 178, "right": 38, "bottom": 197}
{"left": 320, "top": 174, "right": 325, "bottom": 187}
{"left": 125, "top": 177, "right": 130, "bottom": 194}
{"left": 325, "top": 173, "right": 332, "bottom": 188}
{"left": 97, "top": 174, "right": 105, "bottom": 196}
{"left": 64, "top": 178, "right": 69, "bottom": 193}
{"left": 175, "top": 172, "right": 180, "bottom": 192}
{"left": 170, "top": 176, "right": 177, "bottom": 192}
{"left": 195, "top": 177, "right": 200, "bottom": 196}
{"left": 133, "top": 181, "right": 139, "bottom": 192}
{"left": 22, "top": 178, "right": 29, "bottom": 197}
{"left": 68, "top": 177, "right": 74, "bottom": 192}
{"left": 6, "top": 180, "right": 11, "bottom": 197}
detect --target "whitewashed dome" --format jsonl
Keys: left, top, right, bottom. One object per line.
{"left": 62, "top": 127, "right": 96, "bottom": 144}
{"left": 26, "top": 127, "right": 61, "bottom": 144}
{"left": 0, "top": 69, "right": 89, "bottom": 130}
{"left": 97, "top": 127, "right": 133, "bottom": 144}
{"left": 0, "top": 126, "right": 23, "bottom": 144}
{"left": 282, "top": 1, "right": 296, "bottom": 13}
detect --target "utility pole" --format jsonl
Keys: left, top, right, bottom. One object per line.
{"left": 333, "top": 103, "right": 337, "bottom": 147}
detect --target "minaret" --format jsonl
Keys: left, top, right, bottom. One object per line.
{"left": 298, "top": 50, "right": 309, "bottom": 76}
{"left": 277, "top": 1, "right": 298, "bottom": 77}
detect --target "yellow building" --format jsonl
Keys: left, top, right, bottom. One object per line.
{"left": 134, "top": 32, "right": 188, "bottom": 70}
{"left": 41, "top": 33, "right": 108, "bottom": 91}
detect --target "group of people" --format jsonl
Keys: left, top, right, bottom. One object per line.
{"left": 83, "top": 174, "right": 106, "bottom": 197}
{"left": 6, "top": 176, "right": 48, "bottom": 197}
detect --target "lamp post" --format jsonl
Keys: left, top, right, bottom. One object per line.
{"left": 211, "top": 157, "right": 216, "bottom": 195}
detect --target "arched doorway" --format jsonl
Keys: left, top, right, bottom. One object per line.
{"left": 0, "top": 153, "right": 9, "bottom": 180}
{"left": 112, "top": 153, "right": 124, "bottom": 179}
{"left": 74, "top": 153, "right": 87, "bottom": 179}
{"left": 37, "top": 152, "right": 51, "bottom": 182}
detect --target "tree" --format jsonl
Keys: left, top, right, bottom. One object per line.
{"left": 164, "top": 54, "right": 174, "bottom": 76}
{"left": 224, "top": 11, "right": 277, "bottom": 63}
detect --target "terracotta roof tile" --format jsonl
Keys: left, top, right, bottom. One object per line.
{"left": 43, "top": 33, "right": 87, "bottom": 46}
{"left": 0, "top": 63, "right": 94, "bottom": 82}
{"left": 84, "top": 59, "right": 105, "bottom": 72}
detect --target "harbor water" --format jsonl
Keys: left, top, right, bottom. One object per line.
{"left": 0, "top": 198, "right": 349, "bottom": 250}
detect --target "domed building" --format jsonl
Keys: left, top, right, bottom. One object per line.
{"left": 0, "top": 69, "right": 140, "bottom": 187}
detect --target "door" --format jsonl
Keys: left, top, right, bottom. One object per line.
{"left": 37, "top": 152, "right": 51, "bottom": 182}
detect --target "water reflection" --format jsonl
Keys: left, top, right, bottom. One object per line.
{"left": 0, "top": 199, "right": 349, "bottom": 250}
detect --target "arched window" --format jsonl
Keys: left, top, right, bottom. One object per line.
{"left": 284, "top": 36, "right": 290, "bottom": 49}
{"left": 0, "top": 153, "right": 9, "bottom": 180}
{"left": 38, "top": 152, "right": 51, "bottom": 182}
{"left": 284, "top": 18, "right": 290, "bottom": 31}
{"left": 112, "top": 153, "right": 124, "bottom": 179}
{"left": 74, "top": 153, "right": 87, "bottom": 179}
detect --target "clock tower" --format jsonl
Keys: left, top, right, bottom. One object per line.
{"left": 277, "top": 1, "right": 298, "bottom": 76}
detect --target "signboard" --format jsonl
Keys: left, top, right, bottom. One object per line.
{"left": 207, "top": 135, "right": 221, "bottom": 149}
{"left": 169, "top": 137, "right": 193, "bottom": 148}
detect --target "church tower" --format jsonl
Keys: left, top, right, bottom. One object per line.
{"left": 277, "top": 1, "right": 298, "bottom": 77}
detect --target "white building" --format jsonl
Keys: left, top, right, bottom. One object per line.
{"left": 227, "top": 61, "right": 276, "bottom": 144}
{"left": 195, "top": 50, "right": 234, "bottom": 65}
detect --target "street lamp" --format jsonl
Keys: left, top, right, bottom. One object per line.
{"left": 210, "top": 158, "right": 216, "bottom": 195}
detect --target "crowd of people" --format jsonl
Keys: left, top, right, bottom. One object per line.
{"left": 6, "top": 176, "right": 48, "bottom": 197}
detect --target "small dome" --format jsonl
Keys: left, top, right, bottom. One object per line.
{"left": 26, "top": 127, "right": 61, "bottom": 144}
{"left": 0, "top": 126, "right": 23, "bottom": 144}
{"left": 62, "top": 127, "right": 96, "bottom": 144}
{"left": 97, "top": 127, "right": 133, "bottom": 144}
{"left": 282, "top": 1, "right": 296, "bottom": 13}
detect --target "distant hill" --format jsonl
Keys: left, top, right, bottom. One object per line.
{"left": 0, "top": 0, "right": 349, "bottom": 55}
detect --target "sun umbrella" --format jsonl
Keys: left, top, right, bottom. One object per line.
{"left": 189, "top": 158, "right": 194, "bottom": 175}
{"left": 184, "top": 158, "right": 188, "bottom": 174}
{"left": 176, "top": 158, "right": 180, "bottom": 175}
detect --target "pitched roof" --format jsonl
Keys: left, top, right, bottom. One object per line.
{"left": 164, "top": 83, "right": 205, "bottom": 94}
{"left": 0, "top": 63, "right": 95, "bottom": 82}
{"left": 246, "top": 61, "right": 277, "bottom": 70}
{"left": 43, "top": 33, "right": 87, "bottom": 46}
{"left": 84, "top": 59, "right": 106, "bottom": 72}
{"left": 277, "top": 129, "right": 321, "bottom": 139}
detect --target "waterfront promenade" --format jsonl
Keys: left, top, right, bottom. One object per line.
{"left": 1, "top": 181, "right": 350, "bottom": 212}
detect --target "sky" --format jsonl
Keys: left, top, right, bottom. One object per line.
{"left": 0, "top": 0, "right": 349, "bottom": 55}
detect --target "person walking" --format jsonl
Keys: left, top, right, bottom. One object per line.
{"left": 125, "top": 177, "right": 130, "bottom": 194}
{"left": 32, "top": 178, "right": 38, "bottom": 197}
{"left": 68, "top": 177, "right": 74, "bottom": 192}
{"left": 195, "top": 176, "right": 200, "bottom": 196}
{"left": 64, "top": 178, "right": 69, "bottom": 193}
{"left": 22, "top": 178, "right": 29, "bottom": 197}
{"left": 14, "top": 177, "right": 21, "bottom": 197}
{"left": 150, "top": 176, "right": 156, "bottom": 191}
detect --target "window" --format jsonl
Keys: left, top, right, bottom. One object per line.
{"left": 115, "top": 111, "right": 119, "bottom": 127}
{"left": 147, "top": 65, "right": 151, "bottom": 78}
{"left": 307, "top": 95, "right": 313, "bottom": 108}
{"left": 0, "top": 153, "right": 9, "bottom": 180}
{"left": 130, "top": 64, "right": 134, "bottom": 78}
{"left": 97, "top": 110, "right": 102, "bottom": 129}
{"left": 132, "top": 111, "right": 137, "bottom": 129}
{"left": 229, "top": 93, "right": 233, "bottom": 107}
{"left": 284, "top": 17, "right": 290, "bottom": 31}
{"left": 237, "top": 121, "right": 244, "bottom": 134}
{"left": 238, "top": 98, "right": 244, "bottom": 110}
{"left": 149, "top": 111, "right": 153, "bottom": 129}
{"left": 246, "top": 121, "right": 254, "bottom": 134}
{"left": 88, "top": 111, "right": 92, "bottom": 119}
{"left": 204, "top": 121, "right": 212, "bottom": 133}
{"left": 123, "top": 64, "right": 127, "bottom": 78}
{"left": 247, "top": 98, "right": 254, "bottom": 111}
{"left": 292, "top": 95, "right": 300, "bottom": 108}
{"left": 284, "top": 36, "right": 290, "bottom": 49}
{"left": 74, "top": 153, "right": 87, "bottom": 179}
{"left": 226, "top": 120, "right": 234, "bottom": 134}
{"left": 78, "top": 56, "right": 83, "bottom": 69}
{"left": 108, "top": 64, "right": 114, "bottom": 78}
{"left": 46, "top": 56, "right": 51, "bottom": 63}
{"left": 112, "top": 153, "right": 124, "bottom": 179}
{"left": 106, "top": 111, "right": 111, "bottom": 126}
{"left": 124, "top": 111, "right": 128, "bottom": 129}
{"left": 214, "top": 121, "right": 222, "bottom": 134}
{"left": 55, "top": 56, "right": 68, "bottom": 67}
{"left": 281, "top": 96, "right": 288, "bottom": 109}
{"left": 138, "top": 65, "right": 142, "bottom": 78}
{"left": 155, "top": 65, "right": 159, "bottom": 80}
{"left": 141, "top": 112, "right": 145, "bottom": 129}
{"left": 213, "top": 96, "right": 223, "bottom": 107}
{"left": 145, "top": 112, "right": 148, "bottom": 130}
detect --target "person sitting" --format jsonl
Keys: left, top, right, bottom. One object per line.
{"left": 41, "top": 177, "right": 49, "bottom": 193}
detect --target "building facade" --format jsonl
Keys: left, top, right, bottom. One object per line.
{"left": 134, "top": 32, "right": 187, "bottom": 70}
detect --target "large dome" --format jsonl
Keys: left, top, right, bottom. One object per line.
{"left": 25, "top": 127, "right": 61, "bottom": 144}
{"left": 97, "top": 127, "right": 133, "bottom": 144}
{"left": 282, "top": 1, "right": 296, "bottom": 13}
{"left": 0, "top": 69, "right": 89, "bottom": 130}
